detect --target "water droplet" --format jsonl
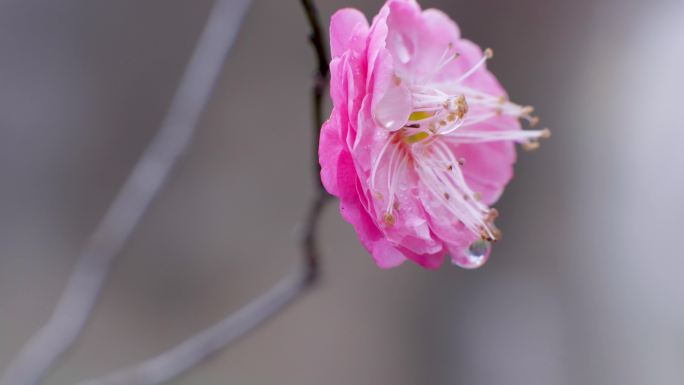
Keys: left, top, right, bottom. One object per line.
{"left": 463, "top": 239, "right": 490, "bottom": 268}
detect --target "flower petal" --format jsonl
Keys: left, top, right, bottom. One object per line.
{"left": 330, "top": 9, "right": 369, "bottom": 59}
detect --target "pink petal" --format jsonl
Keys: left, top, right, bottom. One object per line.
{"left": 330, "top": 9, "right": 369, "bottom": 59}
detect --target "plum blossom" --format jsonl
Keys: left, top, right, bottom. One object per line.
{"left": 319, "top": 0, "right": 549, "bottom": 269}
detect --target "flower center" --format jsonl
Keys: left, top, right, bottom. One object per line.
{"left": 370, "top": 47, "right": 550, "bottom": 243}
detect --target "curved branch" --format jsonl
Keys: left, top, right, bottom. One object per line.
{"left": 0, "top": 1, "right": 252, "bottom": 385}
{"left": 64, "top": 1, "right": 332, "bottom": 385}
{"left": 73, "top": 193, "right": 329, "bottom": 385}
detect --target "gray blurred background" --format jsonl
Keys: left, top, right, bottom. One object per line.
{"left": 1, "top": 0, "right": 683, "bottom": 384}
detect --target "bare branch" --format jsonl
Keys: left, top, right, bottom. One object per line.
{"left": 0, "top": 1, "right": 252, "bottom": 385}
{"left": 58, "top": 1, "right": 332, "bottom": 384}
{"left": 74, "top": 268, "right": 310, "bottom": 385}
{"left": 73, "top": 191, "right": 330, "bottom": 385}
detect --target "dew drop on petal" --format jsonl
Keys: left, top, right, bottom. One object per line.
{"left": 373, "top": 83, "right": 411, "bottom": 132}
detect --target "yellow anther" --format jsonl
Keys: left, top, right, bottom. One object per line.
{"left": 404, "top": 131, "right": 430, "bottom": 144}
{"left": 409, "top": 111, "right": 435, "bottom": 121}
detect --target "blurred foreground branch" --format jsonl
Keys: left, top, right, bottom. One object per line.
{"left": 0, "top": 1, "right": 252, "bottom": 385}
{"left": 73, "top": 194, "right": 330, "bottom": 385}
{"left": 68, "top": 0, "right": 331, "bottom": 384}
{"left": 72, "top": 0, "right": 330, "bottom": 385}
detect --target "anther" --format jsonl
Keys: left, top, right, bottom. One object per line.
{"left": 529, "top": 116, "right": 540, "bottom": 127}
{"left": 484, "top": 48, "right": 494, "bottom": 59}
{"left": 541, "top": 128, "right": 551, "bottom": 139}
{"left": 479, "top": 228, "right": 494, "bottom": 242}
{"left": 383, "top": 213, "right": 396, "bottom": 227}
{"left": 458, "top": 158, "right": 466, "bottom": 166}
{"left": 393, "top": 75, "right": 402, "bottom": 86}
{"left": 490, "top": 226, "right": 502, "bottom": 242}
{"left": 487, "top": 208, "right": 499, "bottom": 220}
{"left": 521, "top": 105, "right": 535, "bottom": 116}
{"left": 444, "top": 192, "right": 450, "bottom": 200}
{"left": 522, "top": 141, "right": 540, "bottom": 151}
{"left": 456, "top": 94, "right": 468, "bottom": 119}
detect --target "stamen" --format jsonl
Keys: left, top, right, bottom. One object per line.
{"left": 455, "top": 48, "right": 493, "bottom": 84}
{"left": 370, "top": 136, "right": 393, "bottom": 191}
{"left": 385, "top": 142, "right": 402, "bottom": 194}
{"left": 415, "top": 140, "right": 496, "bottom": 239}
{"left": 424, "top": 43, "right": 462, "bottom": 81}
{"left": 442, "top": 128, "right": 549, "bottom": 144}
{"left": 396, "top": 44, "right": 547, "bottom": 245}
{"left": 385, "top": 153, "right": 408, "bottom": 220}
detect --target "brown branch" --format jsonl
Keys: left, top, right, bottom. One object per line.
{"left": 0, "top": 1, "right": 252, "bottom": 385}
{"left": 65, "top": 1, "right": 332, "bottom": 385}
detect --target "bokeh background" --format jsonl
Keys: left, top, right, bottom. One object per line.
{"left": 1, "top": 0, "right": 683, "bottom": 384}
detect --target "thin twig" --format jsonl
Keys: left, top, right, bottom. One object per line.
{"left": 65, "top": 1, "right": 331, "bottom": 384}
{"left": 73, "top": 268, "right": 311, "bottom": 385}
{"left": 72, "top": 195, "right": 329, "bottom": 385}
{"left": 0, "top": 1, "right": 252, "bottom": 385}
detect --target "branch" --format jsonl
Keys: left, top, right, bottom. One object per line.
{"left": 0, "top": 1, "right": 252, "bottom": 385}
{"left": 72, "top": 194, "right": 329, "bottom": 385}
{"left": 64, "top": 1, "right": 332, "bottom": 384}
{"left": 73, "top": 269, "right": 311, "bottom": 385}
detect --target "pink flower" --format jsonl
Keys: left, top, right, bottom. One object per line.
{"left": 319, "top": 0, "right": 549, "bottom": 269}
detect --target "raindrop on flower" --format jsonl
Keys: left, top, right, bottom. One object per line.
{"left": 464, "top": 239, "right": 490, "bottom": 267}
